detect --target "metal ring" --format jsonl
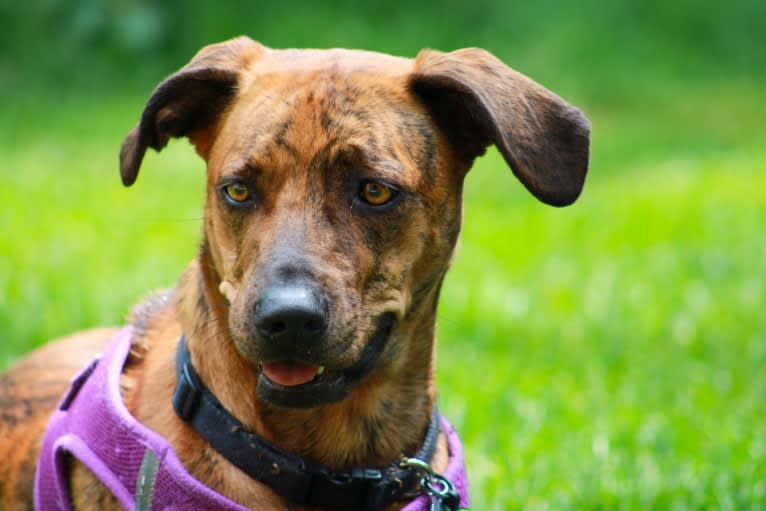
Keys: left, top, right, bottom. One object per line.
{"left": 399, "top": 456, "right": 434, "bottom": 475}
{"left": 423, "top": 473, "right": 456, "bottom": 498}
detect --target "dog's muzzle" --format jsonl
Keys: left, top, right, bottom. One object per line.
{"left": 245, "top": 278, "right": 396, "bottom": 408}
{"left": 256, "top": 309, "right": 397, "bottom": 409}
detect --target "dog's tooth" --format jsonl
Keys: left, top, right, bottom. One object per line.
{"left": 317, "top": 366, "right": 325, "bottom": 376}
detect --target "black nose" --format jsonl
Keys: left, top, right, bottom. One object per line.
{"left": 254, "top": 282, "right": 328, "bottom": 345}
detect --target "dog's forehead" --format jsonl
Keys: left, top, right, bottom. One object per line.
{"left": 250, "top": 47, "right": 414, "bottom": 76}
{"left": 236, "top": 47, "right": 416, "bottom": 105}
{"left": 209, "top": 49, "right": 438, "bottom": 187}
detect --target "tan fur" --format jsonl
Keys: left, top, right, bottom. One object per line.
{"left": 0, "top": 38, "right": 589, "bottom": 510}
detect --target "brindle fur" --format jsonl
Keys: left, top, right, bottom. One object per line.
{"left": 0, "top": 37, "right": 589, "bottom": 510}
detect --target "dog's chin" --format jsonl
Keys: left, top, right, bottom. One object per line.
{"left": 256, "top": 313, "right": 396, "bottom": 409}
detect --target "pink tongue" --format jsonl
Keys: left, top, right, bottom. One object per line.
{"left": 262, "top": 362, "right": 320, "bottom": 386}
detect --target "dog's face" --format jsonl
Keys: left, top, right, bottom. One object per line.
{"left": 120, "top": 38, "right": 590, "bottom": 408}
{"left": 204, "top": 50, "right": 466, "bottom": 407}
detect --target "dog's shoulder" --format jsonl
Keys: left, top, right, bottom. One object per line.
{"left": 129, "top": 289, "right": 175, "bottom": 339}
{"left": 70, "top": 291, "right": 181, "bottom": 511}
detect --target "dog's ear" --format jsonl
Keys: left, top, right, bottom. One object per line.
{"left": 119, "top": 36, "right": 264, "bottom": 186}
{"left": 410, "top": 48, "right": 591, "bottom": 206}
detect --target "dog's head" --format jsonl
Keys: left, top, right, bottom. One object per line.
{"left": 120, "top": 37, "right": 590, "bottom": 409}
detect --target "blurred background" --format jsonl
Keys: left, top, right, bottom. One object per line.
{"left": 1, "top": 1, "right": 765, "bottom": 509}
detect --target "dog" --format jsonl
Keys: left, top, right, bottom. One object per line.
{"left": 0, "top": 37, "right": 590, "bottom": 510}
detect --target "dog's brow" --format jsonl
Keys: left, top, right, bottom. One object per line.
{"left": 219, "top": 160, "right": 260, "bottom": 182}
{"left": 371, "top": 159, "right": 405, "bottom": 178}
{"left": 340, "top": 144, "right": 404, "bottom": 178}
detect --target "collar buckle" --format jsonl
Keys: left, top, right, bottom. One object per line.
{"left": 351, "top": 467, "right": 384, "bottom": 481}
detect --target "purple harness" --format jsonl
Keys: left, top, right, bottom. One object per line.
{"left": 34, "top": 327, "right": 469, "bottom": 510}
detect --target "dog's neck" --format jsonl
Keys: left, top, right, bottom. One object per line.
{"left": 175, "top": 256, "right": 441, "bottom": 471}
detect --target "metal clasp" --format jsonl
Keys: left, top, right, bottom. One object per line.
{"left": 399, "top": 457, "right": 464, "bottom": 511}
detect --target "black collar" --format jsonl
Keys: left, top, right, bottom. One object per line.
{"left": 172, "top": 336, "right": 441, "bottom": 510}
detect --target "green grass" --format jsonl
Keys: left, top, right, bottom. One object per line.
{"left": 440, "top": 149, "right": 766, "bottom": 509}
{"left": 2, "top": 75, "right": 765, "bottom": 509}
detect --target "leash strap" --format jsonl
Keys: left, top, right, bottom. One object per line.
{"left": 172, "top": 335, "right": 442, "bottom": 510}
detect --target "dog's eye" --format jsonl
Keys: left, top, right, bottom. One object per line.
{"left": 223, "top": 182, "right": 252, "bottom": 204}
{"left": 360, "top": 181, "right": 396, "bottom": 206}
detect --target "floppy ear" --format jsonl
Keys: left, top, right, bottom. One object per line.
{"left": 119, "top": 36, "right": 264, "bottom": 186}
{"left": 410, "top": 48, "right": 591, "bottom": 206}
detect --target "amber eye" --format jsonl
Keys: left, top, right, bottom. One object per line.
{"left": 360, "top": 181, "right": 396, "bottom": 206}
{"left": 223, "top": 182, "right": 251, "bottom": 204}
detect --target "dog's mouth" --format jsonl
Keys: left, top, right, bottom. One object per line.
{"left": 261, "top": 361, "right": 326, "bottom": 387}
{"left": 256, "top": 313, "right": 396, "bottom": 408}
